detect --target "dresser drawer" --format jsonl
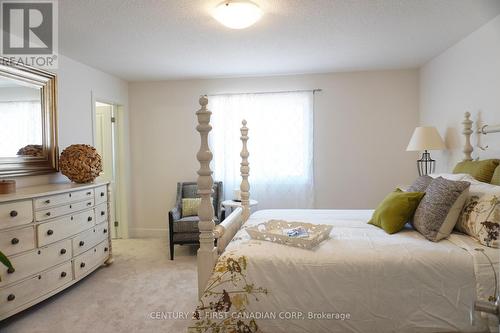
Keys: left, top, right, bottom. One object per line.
{"left": 94, "top": 186, "right": 107, "bottom": 205}
{"left": 0, "top": 226, "right": 35, "bottom": 256}
{"left": 95, "top": 203, "right": 108, "bottom": 225}
{"left": 73, "top": 240, "right": 109, "bottom": 279}
{"left": 0, "top": 261, "right": 72, "bottom": 316}
{"left": 34, "top": 189, "right": 95, "bottom": 210}
{"left": 72, "top": 223, "right": 108, "bottom": 256}
{"left": 35, "top": 199, "right": 94, "bottom": 222}
{"left": 37, "top": 209, "right": 95, "bottom": 247}
{"left": 0, "top": 239, "right": 71, "bottom": 287}
{"left": 0, "top": 201, "right": 33, "bottom": 230}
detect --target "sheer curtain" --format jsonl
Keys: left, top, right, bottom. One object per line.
{"left": 210, "top": 91, "right": 314, "bottom": 209}
{"left": 0, "top": 101, "right": 42, "bottom": 157}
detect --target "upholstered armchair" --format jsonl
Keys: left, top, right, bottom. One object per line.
{"left": 168, "top": 181, "right": 224, "bottom": 260}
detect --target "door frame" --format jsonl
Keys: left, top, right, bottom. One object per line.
{"left": 91, "top": 92, "right": 130, "bottom": 239}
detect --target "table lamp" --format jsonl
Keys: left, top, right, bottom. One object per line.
{"left": 406, "top": 127, "right": 446, "bottom": 176}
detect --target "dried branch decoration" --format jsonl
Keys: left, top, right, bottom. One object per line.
{"left": 59, "top": 144, "right": 102, "bottom": 183}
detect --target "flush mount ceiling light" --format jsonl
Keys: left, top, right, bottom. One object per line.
{"left": 212, "top": 1, "right": 263, "bottom": 29}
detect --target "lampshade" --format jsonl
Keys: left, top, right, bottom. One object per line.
{"left": 406, "top": 127, "right": 446, "bottom": 151}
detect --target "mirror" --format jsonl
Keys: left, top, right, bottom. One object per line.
{"left": 0, "top": 58, "right": 58, "bottom": 177}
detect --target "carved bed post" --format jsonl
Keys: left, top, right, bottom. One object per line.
{"left": 462, "top": 112, "right": 473, "bottom": 161}
{"left": 240, "top": 120, "right": 250, "bottom": 222}
{"left": 196, "top": 96, "right": 217, "bottom": 298}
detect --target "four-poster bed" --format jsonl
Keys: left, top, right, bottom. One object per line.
{"left": 192, "top": 97, "right": 500, "bottom": 333}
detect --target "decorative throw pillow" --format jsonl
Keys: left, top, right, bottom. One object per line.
{"left": 407, "top": 175, "right": 433, "bottom": 192}
{"left": 453, "top": 159, "right": 500, "bottom": 183}
{"left": 413, "top": 177, "right": 470, "bottom": 242}
{"left": 491, "top": 166, "right": 500, "bottom": 186}
{"left": 456, "top": 182, "right": 500, "bottom": 248}
{"left": 182, "top": 198, "right": 213, "bottom": 217}
{"left": 368, "top": 189, "right": 425, "bottom": 234}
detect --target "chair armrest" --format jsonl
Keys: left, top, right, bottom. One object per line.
{"left": 220, "top": 207, "right": 226, "bottom": 222}
{"left": 169, "top": 206, "right": 181, "bottom": 223}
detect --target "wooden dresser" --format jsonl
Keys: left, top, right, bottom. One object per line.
{"left": 0, "top": 182, "right": 112, "bottom": 320}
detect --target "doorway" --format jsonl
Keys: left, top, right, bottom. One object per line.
{"left": 94, "top": 101, "right": 124, "bottom": 238}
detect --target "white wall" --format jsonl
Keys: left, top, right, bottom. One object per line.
{"left": 420, "top": 15, "right": 500, "bottom": 172}
{"left": 11, "top": 54, "right": 130, "bottom": 188}
{"left": 129, "top": 70, "right": 419, "bottom": 237}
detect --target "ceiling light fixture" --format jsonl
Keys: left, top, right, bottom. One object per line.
{"left": 212, "top": 1, "right": 263, "bottom": 29}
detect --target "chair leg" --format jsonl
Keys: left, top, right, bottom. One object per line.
{"left": 169, "top": 231, "right": 175, "bottom": 260}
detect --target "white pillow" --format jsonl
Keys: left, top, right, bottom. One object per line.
{"left": 428, "top": 173, "right": 471, "bottom": 181}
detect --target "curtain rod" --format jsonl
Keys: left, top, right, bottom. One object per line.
{"left": 205, "top": 89, "right": 322, "bottom": 97}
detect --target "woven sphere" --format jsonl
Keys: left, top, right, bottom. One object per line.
{"left": 59, "top": 144, "right": 102, "bottom": 183}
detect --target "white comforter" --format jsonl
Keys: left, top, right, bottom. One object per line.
{"left": 190, "top": 209, "right": 498, "bottom": 333}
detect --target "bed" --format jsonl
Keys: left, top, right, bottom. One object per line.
{"left": 190, "top": 98, "right": 500, "bottom": 333}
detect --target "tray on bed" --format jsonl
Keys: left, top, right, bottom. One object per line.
{"left": 246, "top": 219, "right": 333, "bottom": 249}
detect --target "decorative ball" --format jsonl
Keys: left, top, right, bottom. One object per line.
{"left": 59, "top": 144, "right": 102, "bottom": 183}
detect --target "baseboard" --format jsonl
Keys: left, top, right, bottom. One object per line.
{"left": 129, "top": 227, "right": 168, "bottom": 238}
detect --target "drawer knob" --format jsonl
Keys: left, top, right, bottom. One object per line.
{"left": 60, "top": 271, "right": 67, "bottom": 278}
{"left": 11, "top": 238, "right": 19, "bottom": 245}
{"left": 80, "top": 262, "right": 86, "bottom": 268}
{"left": 100, "top": 192, "right": 105, "bottom": 197}
{"left": 86, "top": 192, "right": 92, "bottom": 195}
{"left": 79, "top": 241, "right": 85, "bottom": 247}
{"left": 9, "top": 210, "right": 18, "bottom": 217}
{"left": 103, "top": 229, "right": 108, "bottom": 234}
{"left": 101, "top": 211, "right": 105, "bottom": 216}
{"left": 46, "top": 212, "right": 51, "bottom": 216}
{"left": 7, "top": 294, "right": 15, "bottom": 301}
{"left": 88, "top": 217, "right": 93, "bottom": 222}
{"left": 104, "top": 247, "right": 108, "bottom": 252}
{"left": 7, "top": 267, "right": 15, "bottom": 274}
{"left": 87, "top": 202, "right": 92, "bottom": 206}
{"left": 60, "top": 248, "right": 66, "bottom": 255}
{"left": 45, "top": 199, "right": 50, "bottom": 204}
{"left": 47, "top": 229, "right": 54, "bottom": 235}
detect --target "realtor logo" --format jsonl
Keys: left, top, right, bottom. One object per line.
{"left": 0, "top": 0, "right": 58, "bottom": 68}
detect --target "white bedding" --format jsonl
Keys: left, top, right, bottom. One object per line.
{"left": 190, "top": 209, "right": 498, "bottom": 333}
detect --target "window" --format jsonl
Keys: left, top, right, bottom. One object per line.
{"left": 210, "top": 91, "right": 314, "bottom": 209}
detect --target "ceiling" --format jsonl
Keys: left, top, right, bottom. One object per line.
{"left": 59, "top": 0, "right": 500, "bottom": 81}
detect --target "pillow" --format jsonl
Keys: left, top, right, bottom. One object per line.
{"left": 428, "top": 173, "right": 471, "bottom": 181}
{"left": 182, "top": 198, "right": 214, "bottom": 217}
{"left": 456, "top": 181, "right": 500, "bottom": 248}
{"left": 407, "top": 175, "right": 433, "bottom": 192}
{"left": 368, "top": 189, "right": 425, "bottom": 234}
{"left": 492, "top": 166, "right": 500, "bottom": 186}
{"left": 453, "top": 159, "right": 500, "bottom": 183}
{"left": 182, "top": 198, "right": 201, "bottom": 217}
{"left": 413, "top": 177, "right": 470, "bottom": 242}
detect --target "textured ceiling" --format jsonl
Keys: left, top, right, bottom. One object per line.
{"left": 59, "top": 0, "right": 500, "bottom": 81}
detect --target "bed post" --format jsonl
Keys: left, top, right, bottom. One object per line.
{"left": 240, "top": 120, "right": 250, "bottom": 222}
{"left": 462, "top": 112, "right": 473, "bottom": 161}
{"left": 196, "top": 95, "right": 217, "bottom": 298}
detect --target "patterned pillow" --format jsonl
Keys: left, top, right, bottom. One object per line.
{"left": 182, "top": 198, "right": 201, "bottom": 217}
{"left": 413, "top": 177, "right": 470, "bottom": 242}
{"left": 456, "top": 183, "right": 500, "bottom": 248}
{"left": 407, "top": 175, "right": 433, "bottom": 192}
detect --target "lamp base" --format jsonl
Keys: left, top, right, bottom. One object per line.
{"left": 417, "top": 150, "right": 435, "bottom": 176}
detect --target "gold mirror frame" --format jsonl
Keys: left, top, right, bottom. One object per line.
{"left": 0, "top": 58, "right": 58, "bottom": 177}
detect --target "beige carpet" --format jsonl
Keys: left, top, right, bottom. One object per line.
{"left": 0, "top": 239, "right": 199, "bottom": 333}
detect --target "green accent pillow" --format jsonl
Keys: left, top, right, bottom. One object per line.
{"left": 182, "top": 198, "right": 213, "bottom": 217}
{"left": 492, "top": 166, "right": 500, "bottom": 186}
{"left": 369, "top": 189, "right": 425, "bottom": 234}
{"left": 453, "top": 159, "right": 500, "bottom": 183}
